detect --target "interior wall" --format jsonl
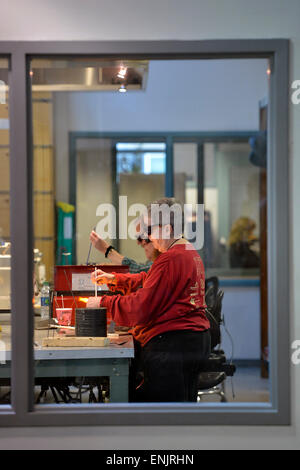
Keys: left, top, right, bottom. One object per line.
{"left": 215, "top": 143, "right": 260, "bottom": 258}
{"left": 0, "top": 0, "right": 299, "bottom": 451}
{"left": 174, "top": 143, "right": 198, "bottom": 205}
{"left": 76, "top": 139, "right": 113, "bottom": 265}
{"left": 119, "top": 173, "right": 165, "bottom": 261}
{"left": 221, "top": 287, "right": 261, "bottom": 360}
{"left": 53, "top": 59, "right": 268, "bottom": 203}
{"left": 57, "top": 59, "right": 268, "bottom": 132}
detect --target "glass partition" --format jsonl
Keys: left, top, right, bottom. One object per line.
{"left": 203, "top": 141, "right": 261, "bottom": 278}
{"left": 116, "top": 140, "right": 166, "bottom": 261}
{"left": 29, "top": 56, "right": 270, "bottom": 407}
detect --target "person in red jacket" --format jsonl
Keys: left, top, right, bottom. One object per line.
{"left": 88, "top": 198, "right": 210, "bottom": 402}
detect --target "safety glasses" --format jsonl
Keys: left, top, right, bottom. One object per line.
{"left": 136, "top": 235, "right": 151, "bottom": 244}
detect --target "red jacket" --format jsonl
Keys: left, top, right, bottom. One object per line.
{"left": 100, "top": 243, "right": 210, "bottom": 347}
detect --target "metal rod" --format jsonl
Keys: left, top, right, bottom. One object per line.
{"left": 86, "top": 226, "right": 96, "bottom": 265}
{"left": 86, "top": 242, "right": 92, "bottom": 265}
{"left": 63, "top": 269, "right": 78, "bottom": 309}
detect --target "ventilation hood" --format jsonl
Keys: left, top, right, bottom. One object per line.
{"left": 30, "top": 59, "right": 149, "bottom": 92}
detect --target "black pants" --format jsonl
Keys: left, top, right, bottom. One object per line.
{"left": 129, "top": 329, "right": 211, "bottom": 403}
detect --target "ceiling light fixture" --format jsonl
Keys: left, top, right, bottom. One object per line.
{"left": 117, "top": 66, "right": 127, "bottom": 79}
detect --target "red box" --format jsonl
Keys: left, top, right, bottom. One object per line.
{"left": 54, "top": 264, "right": 129, "bottom": 293}
{"left": 52, "top": 264, "right": 129, "bottom": 327}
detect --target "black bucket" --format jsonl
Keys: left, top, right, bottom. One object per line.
{"left": 75, "top": 308, "right": 107, "bottom": 337}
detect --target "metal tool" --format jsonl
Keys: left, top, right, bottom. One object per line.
{"left": 51, "top": 325, "right": 75, "bottom": 330}
{"left": 63, "top": 269, "right": 78, "bottom": 309}
{"left": 86, "top": 226, "right": 96, "bottom": 265}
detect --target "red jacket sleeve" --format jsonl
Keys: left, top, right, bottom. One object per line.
{"left": 100, "top": 257, "right": 170, "bottom": 327}
{"left": 108, "top": 271, "right": 148, "bottom": 295}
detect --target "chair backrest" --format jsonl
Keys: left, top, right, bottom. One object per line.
{"left": 205, "top": 281, "right": 224, "bottom": 350}
{"left": 205, "top": 276, "right": 219, "bottom": 300}
{"left": 210, "top": 290, "right": 224, "bottom": 325}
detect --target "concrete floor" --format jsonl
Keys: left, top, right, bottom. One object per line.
{"left": 198, "top": 366, "right": 270, "bottom": 403}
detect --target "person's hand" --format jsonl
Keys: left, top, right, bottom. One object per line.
{"left": 87, "top": 297, "right": 102, "bottom": 309}
{"left": 90, "top": 231, "right": 110, "bottom": 254}
{"left": 91, "top": 269, "right": 116, "bottom": 286}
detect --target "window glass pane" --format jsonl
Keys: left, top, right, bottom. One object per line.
{"left": 174, "top": 143, "right": 198, "bottom": 206}
{"left": 140, "top": 143, "right": 166, "bottom": 151}
{"left": 116, "top": 145, "right": 166, "bottom": 260}
{"left": 117, "top": 150, "right": 166, "bottom": 176}
{"left": 175, "top": 136, "right": 269, "bottom": 403}
{"left": 203, "top": 141, "right": 261, "bottom": 277}
{"left": 30, "top": 56, "right": 270, "bottom": 408}
{"left": 30, "top": 57, "right": 166, "bottom": 407}
{"left": 0, "top": 58, "right": 11, "bottom": 405}
{"left": 173, "top": 142, "right": 199, "bottom": 247}
{"left": 117, "top": 152, "right": 143, "bottom": 176}
{"left": 75, "top": 137, "right": 114, "bottom": 265}
{"left": 202, "top": 139, "right": 268, "bottom": 403}
{"left": 143, "top": 152, "right": 165, "bottom": 174}
{"left": 116, "top": 142, "right": 166, "bottom": 151}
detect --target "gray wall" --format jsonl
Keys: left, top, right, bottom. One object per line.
{"left": 0, "top": 0, "right": 299, "bottom": 451}
{"left": 54, "top": 59, "right": 268, "bottom": 202}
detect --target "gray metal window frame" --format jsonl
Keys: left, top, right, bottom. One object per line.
{"left": 69, "top": 131, "right": 259, "bottom": 262}
{"left": 0, "top": 39, "right": 289, "bottom": 426}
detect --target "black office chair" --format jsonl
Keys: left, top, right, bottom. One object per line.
{"left": 197, "top": 277, "right": 236, "bottom": 402}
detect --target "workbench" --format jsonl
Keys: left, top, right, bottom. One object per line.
{"left": 0, "top": 324, "right": 134, "bottom": 403}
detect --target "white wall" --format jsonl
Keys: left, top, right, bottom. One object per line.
{"left": 221, "top": 287, "right": 261, "bottom": 360}
{"left": 57, "top": 59, "right": 268, "bottom": 132}
{"left": 0, "top": 0, "right": 299, "bottom": 451}
{"left": 54, "top": 59, "right": 268, "bottom": 202}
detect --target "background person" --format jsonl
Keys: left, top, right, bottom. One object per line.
{"left": 88, "top": 198, "right": 210, "bottom": 403}
{"left": 228, "top": 216, "right": 260, "bottom": 268}
{"left": 89, "top": 229, "right": 160, "bottom": 274}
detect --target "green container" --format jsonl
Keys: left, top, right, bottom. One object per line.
{"left": 56, "top": 202, "right": 75, "bottom": 265}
